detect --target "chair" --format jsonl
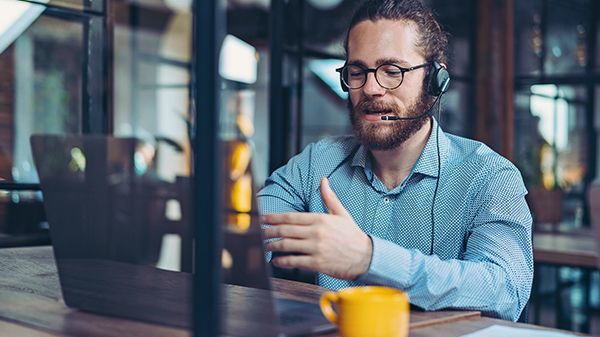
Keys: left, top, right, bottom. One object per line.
{"left": 526, "top": 186, "right": 563, "bottom": 232}
{"left": 587, "top": 184, "right": 600, "bottom": 269}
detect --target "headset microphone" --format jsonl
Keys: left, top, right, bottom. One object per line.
{"left": 380, "top": 93, "right": 442, "bottom": 121}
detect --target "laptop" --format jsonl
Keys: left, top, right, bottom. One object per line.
{"left": 30, "top": 134, "right": 334, "bottom": 337}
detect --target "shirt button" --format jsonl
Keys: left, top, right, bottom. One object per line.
{"left": 383, "top": 197, "right": 391, "bottom": 204}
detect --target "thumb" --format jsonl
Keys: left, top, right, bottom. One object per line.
{"left": 320, "top": 177, "right": 351, "bottom": 218}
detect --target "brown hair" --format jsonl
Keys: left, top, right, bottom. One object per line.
{"left": 344, "top": 0, "right": 448, "bottom": 64}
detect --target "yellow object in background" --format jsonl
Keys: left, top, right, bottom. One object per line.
{"left": 236, "top": 114, "right": 255, "bottom": 138}
{"left": 320, "top": 286, "right": 409, "bottom": 337}
{"left": 221, "top": 248, "right": 233, "bottom": 269}
{"left": 231, "top": 173, "right": 252, "bottom": 213}
{"left": 230, "top": 142, "right": 252, "bottom": 180}
{"left": 227, "top": 213, "right": 251, "bottom": 232}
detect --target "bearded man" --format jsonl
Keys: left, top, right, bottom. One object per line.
{"left": 258, "top": 0, "right": 532, "bottom": 322}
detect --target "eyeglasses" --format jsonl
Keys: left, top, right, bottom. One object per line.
{"left": 335, "top": 62, "right": 431, "bottom": 90}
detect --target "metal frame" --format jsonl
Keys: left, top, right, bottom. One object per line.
{"left": 268, "top": 0, "right": 288, "bottom": 173}
{"left": 0, "top": 1, "right": 106, "bottom": 190}
{"left": 293, "top": 0, "right": 305, "bottom": 154}
{"left": 83, "top": 14, "right": 106, "bottom": 133}
{"left": 193, "top": 0, "right": 223, "bottom": 336}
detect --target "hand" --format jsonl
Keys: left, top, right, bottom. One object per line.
{"left": 262, "top": 177, "right": 373, "bottom": 280}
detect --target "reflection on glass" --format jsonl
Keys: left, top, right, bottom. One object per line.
{"left": 220, "top": 34, "right": 258, "bottom": 84}
{"left": 113, "top": 4, "right": 192, "bottom": 183}
{"left": 0, "top": 12, "right": 84, "bottom": 184}
{"left": 301, "top": 57, "right": 350, "bottom": 148}
{"left": 31, "top": 134, "right": 194, "bottom": 326}
{"left": 0, "top": 0, "right": 45, "bottom": 54}
{"left": 309, "top": 59, "right": 346, "bottom": 99}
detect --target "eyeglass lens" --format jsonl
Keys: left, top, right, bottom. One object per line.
{"left": 342, "top": 64, "right": 404, "bottom": 89}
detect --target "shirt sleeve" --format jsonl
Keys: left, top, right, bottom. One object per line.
{"left": 357, "top": 165, "right": 533, "bottom": 322}
{"left": 257, "top": 143, "right": 315, "bottom": 262}
{"left": 257, "top": 144, "right": 314, "bottom": 215}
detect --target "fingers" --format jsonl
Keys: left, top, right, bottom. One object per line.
{"left": 261, "top": 212, "right": 325, "bottom": 225}
{"left": 262, "top": 224, "right": 311, "bottom": 240}
{"left": 271, "top": 254, "right": 316, "bottom": 271}
{"left": 320, "top": 177, "right": 351, "bottom": 218}
{"left": 265, "top": 238, "right": 314, "bottom": 255}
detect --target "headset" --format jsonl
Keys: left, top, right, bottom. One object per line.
{"left": 340, "top": 60, "right": 451, "bottom": 255}
{"left": 427, "top": 61, "right": 450, "bottom": 96}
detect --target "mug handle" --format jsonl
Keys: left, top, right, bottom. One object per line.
{"left": 319, "top": 291, "right": 339, "bottom": 324}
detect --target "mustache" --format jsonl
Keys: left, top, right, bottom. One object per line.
{"left": 354, "top": 98, "right": 399, "bottom": 115}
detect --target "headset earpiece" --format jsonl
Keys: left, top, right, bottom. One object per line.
{"left": 428, "top": 61, "right": 450, "bottom": 96}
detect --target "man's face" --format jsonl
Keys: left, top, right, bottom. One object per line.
{"left": 346, "top": 19, "right": 431, "bottom": 150}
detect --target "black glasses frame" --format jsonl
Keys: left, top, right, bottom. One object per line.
{"left": 336, "top": 62, "right": 431, "bottom": 90}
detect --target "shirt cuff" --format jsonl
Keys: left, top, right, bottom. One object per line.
{"left": 356, "top": 235, "right": 412, "bottom": 288}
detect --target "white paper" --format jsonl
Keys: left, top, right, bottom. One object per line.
{"left": 461, "top": 325, "right": 578, "bottom": 337}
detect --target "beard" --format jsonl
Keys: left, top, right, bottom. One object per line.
{"left": 348, "top": 92, "right": 432, "bottom": 151}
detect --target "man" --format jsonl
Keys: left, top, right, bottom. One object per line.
{"left": 258, "top": 0, "right": 532, "bottom": 321}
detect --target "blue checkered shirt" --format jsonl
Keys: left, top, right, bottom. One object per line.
{"left": 257, "top": 119, "right": 533, "bottom": 321}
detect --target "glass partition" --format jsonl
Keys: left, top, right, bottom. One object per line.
{"left": 0, "top": 0, "right": 104, "bottom": 244}
{"left": 112, "top": 1, "right": 192, "bottom": 183}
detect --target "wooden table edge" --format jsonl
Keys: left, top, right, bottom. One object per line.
{"left": 410, "top": 311, "right": 481, "bottom": 329}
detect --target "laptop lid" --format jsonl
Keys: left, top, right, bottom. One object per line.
{"left": 31, "top": 134, "right": 332, "bottom": 336}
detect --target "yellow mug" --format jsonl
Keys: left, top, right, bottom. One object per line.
{"left": 319, "top": 286, "right": 409, "bottom": 337}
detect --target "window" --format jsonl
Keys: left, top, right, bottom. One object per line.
{"left": 514, "top": 0, "right": 597, "bottom": 227}
{"left": 0, "top": 0, "right": 105, "bottom": 244}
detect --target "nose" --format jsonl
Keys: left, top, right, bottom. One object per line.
{"left": 362, "top": 72, "right": 386, "bottom": 97}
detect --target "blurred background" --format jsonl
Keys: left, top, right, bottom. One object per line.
{"left": 0, "top": 0, "right": 598, "bottom": 334}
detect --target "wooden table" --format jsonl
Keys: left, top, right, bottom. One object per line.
{"left": 0, "top": 246, "right": 588, "bottom": 336}
{"left": 532, "top": 229, "right": 599, "bottom": 332}
{"left": 534, "top": 230, "right": 599, "bottom": 268}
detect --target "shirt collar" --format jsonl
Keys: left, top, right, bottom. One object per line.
{"left": 350, "top": 117, "right": 450, "bottom": 178}
{"left": 412, "top": 117, "right": 450, "bottom": 178}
